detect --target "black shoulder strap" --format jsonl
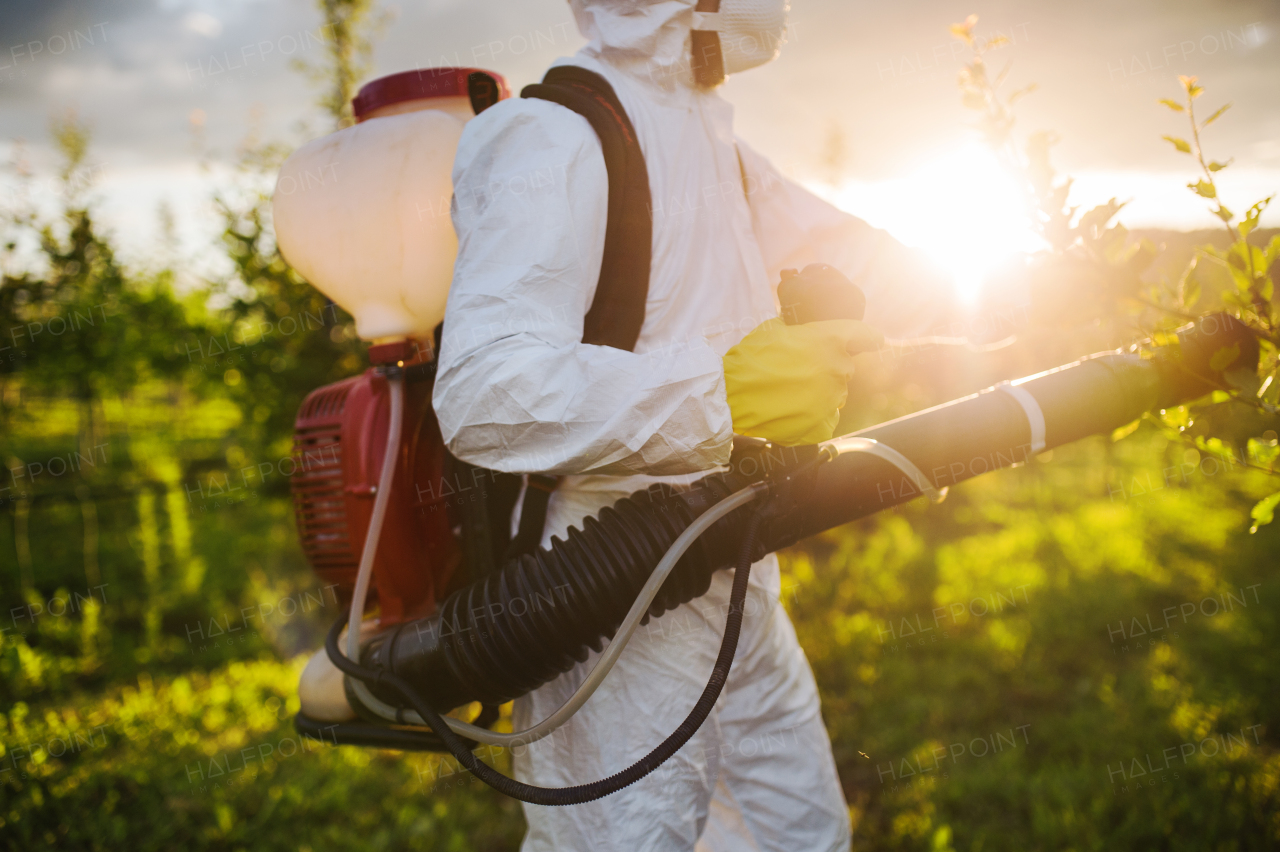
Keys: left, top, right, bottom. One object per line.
{"left": 474, "top": 67, "right": 652, "bottom": 563}
{"left": 522, "top": 65, "right": 652, "bottom": 352}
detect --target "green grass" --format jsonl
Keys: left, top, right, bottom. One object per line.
{"left": 790, "top": 429, "right": 1280, "bottom": 850}
{"left": 0, "top": 657, "right": 524, "bottom": 851}
{"left": 2, "top": 429, "right": 1278, "bottom": 850}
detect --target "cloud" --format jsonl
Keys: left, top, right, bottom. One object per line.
{"left": 1, "top": 0, "right": 154, "bottom": 44}
{"left": 2, "top": 0, "right": 1277, "bottom": 267}
{"left": 182, "top": 11, "right": 223, "bottom": 39}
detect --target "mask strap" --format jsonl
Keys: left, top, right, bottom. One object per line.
{"left": 691, "top": 0, "right": 725, "bottom": 88}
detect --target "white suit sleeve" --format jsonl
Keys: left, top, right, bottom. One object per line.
{"left": 433, "top": 99, "right": 732, "bottom": 476}
{"left": 735, "top": 138, "right": 957, "bottom": 338}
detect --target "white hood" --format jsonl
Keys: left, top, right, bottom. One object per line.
{"left": 569, "top": 0, "right": 697, "bottom": 85}
{"left": 568, "top": 0, "right": 786, "bottom": 88}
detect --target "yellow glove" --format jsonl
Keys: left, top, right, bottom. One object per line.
{"left": 722, "top": 318, "right": 883, "bottom": 446}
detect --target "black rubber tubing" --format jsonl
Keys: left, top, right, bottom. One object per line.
{"left": 324, "top": 506, "right": 765, "bottom": 806}
{"left": 295, "top": 696, "right": 500, "bottom": 752}
{"left": 295, "top": 710, "right": 451, "bottom": 752}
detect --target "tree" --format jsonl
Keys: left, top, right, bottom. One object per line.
{"left": 202, "top": 0, "right": 391, "bottom": 456}
{"left": 292, "top": 0, "right": 391, "bottom": 130}
{"left": 2, "top": 114, "right": 188, "bottom": 459}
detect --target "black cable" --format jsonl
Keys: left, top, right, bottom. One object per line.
{"left": 295, "top": 711, "right": 451, "bottom": 752}
{"left": 324, "top": 504, "right": 766, "bottom": 806}
{"left": 318, "top": 621, "right": 468, "bottom": 751}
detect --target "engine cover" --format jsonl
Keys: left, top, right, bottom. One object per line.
{"left": 291, "top": 363, "right": 459, "bottom": 625}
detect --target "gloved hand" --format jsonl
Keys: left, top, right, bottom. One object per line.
{"left": 722, "top": 317, "right": 883, "bottom": 446}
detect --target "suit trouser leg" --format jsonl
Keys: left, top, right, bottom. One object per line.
{"left": 513, "top": 565, "right": 846, "bottom": 852}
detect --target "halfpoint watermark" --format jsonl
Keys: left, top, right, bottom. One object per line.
{"left": 878, "top": 585, "right": 1031, "bottom": 652}
{"left": 3, "top": 584, "right": 109, "bottom": 636}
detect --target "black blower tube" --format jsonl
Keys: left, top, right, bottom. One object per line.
{"left": 760, "top": 313, "right": 1256, "bottom": 553}
{"left": 363, "top": 313, "right": 1257, "bottom": 714}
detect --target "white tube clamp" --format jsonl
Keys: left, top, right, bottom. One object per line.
{"left": 826, "top": 436, "right": 948, "bottom": 503}
{"left": 994, "top": 381, "right": 1047, "bottom": 455}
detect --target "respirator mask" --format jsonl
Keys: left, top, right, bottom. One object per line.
{"left": 692, "top": 0, "right": 789, "bottom": 85}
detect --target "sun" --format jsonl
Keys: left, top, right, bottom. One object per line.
{"left": 816, "top": 143, "right": 1044, "bottom": 303}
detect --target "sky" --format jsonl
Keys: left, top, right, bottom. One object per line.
{"left": 1, "top": 0, "right": 1278, "bottom": 291}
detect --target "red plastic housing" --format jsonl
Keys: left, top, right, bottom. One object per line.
{"left": 291, "top": 368, "right": 459, "bottom": 625}
{"left": 352, "top": 67, "right": 511, "bottom": 122}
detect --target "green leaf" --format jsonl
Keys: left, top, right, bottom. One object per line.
{"left": 1158, "top": 98, "right": 1185, "bottom": 112}
{"left": 1160, "top": 405, "right": 1191, "bottom": 430}
{"left": 1209, "top": 342, "right": 1241, "bottom": 372}
{"left": 1249, "top": 436, "right": 1280, "bottom": 469}
{"left": 1249, "top": 490, "right": 1280, "bottom": 533}
{"left": 1264, "top": 235, "right": 1280, "bottom": 267}
{"left": 950, "top": 14, "right": 978, "bottom": 43}
{"left": 1228, "top": 241, "right": 1251, "bottom": 269}
{"left": 1196, "top": 435, "right": 1236, "bottom": 460}
{"left": 1238, "top": 195, "right": 1273, "bottom": 240}
{"left": 1078, "top": 199, "right": 1123, "bottom": 236}
{"left": 1188, "top": 179, "right": 1216, "bottom": 199}
{"left": 1201, "top": 102, "right": 1231, "bottom": 127}
{"left": 1241, "top": 243, "right": 1274, "bottom": 299}
{"left": 1163, "top": 135, "right": 1192, "bottom": 154}
{"left": 1180, "top": 259, "right": 1201, "bottom": 309}
{"left": 1207, "top": 159, "right": 1232, "bottom": 172}
{"left": 1229, "top": 264, "right": 1253, "bottom": 293}
{"left": 1110, "top": 419, "right": 1141, "bottom": 442}
{"left": 1215, "top": 205, "right": 1234, "bottom": 223}
{"left": 1221, "top": 290, "right": 1248, "bottom": 312}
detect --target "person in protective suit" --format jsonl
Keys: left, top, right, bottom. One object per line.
{"left": 434, "top": 1, "right": 930, "bottom": 849}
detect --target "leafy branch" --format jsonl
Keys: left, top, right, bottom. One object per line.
{"left": 951, "top": 17, "right": 1280, "bottom": 530}
{"left": 1159, "top": 76, "right": 1277, "bottom": 339}
{"left": 952, "top": 15, "right": 1156, "bottom": 326}
{"left": 291, "top": 0, "right": 393, "bottom": 130}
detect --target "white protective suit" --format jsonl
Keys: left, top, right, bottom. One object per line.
{"left": 433, "top": 1, "right": 926, "bottom": 849}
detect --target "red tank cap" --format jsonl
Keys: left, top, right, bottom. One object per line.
{"left": 352, "top": 67, "right": 511, "bottom": 122}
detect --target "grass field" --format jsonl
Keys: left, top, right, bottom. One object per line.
{"left": 4, "top": 422, "right": 1277, "bottom": 851}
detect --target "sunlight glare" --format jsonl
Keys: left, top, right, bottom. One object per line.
{"left": 817, "top": 143, "right": 1044, "bottom": 303}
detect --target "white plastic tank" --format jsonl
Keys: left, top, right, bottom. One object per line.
{"left": 273, "top": 68, "right": 509, "bottom": 343}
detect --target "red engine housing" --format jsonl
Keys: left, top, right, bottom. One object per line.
{"left": 290, "top": 360, "right": 459, "bottom": 625}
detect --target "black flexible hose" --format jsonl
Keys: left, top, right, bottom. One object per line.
{"left": 325, "top": 506, "right": 765, "bottom": 806}
{"left": 368, "top": 477, "right": 748, "bottom": 712}
{"left": 295, "top": 710, "right": 449, "bottom": 752}
{"left": 319, "top": 620, "right": 457, "bottom": 751}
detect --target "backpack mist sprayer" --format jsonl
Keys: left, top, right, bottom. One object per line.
{"left": 272, "top": 68, "right": 1259, "bottom": 806}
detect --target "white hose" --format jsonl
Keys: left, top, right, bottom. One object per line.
{"left": 346, "top": 372, "right": 404, "bottom": 665}
{"left": 347, "top": 480, "right": 770, "bottom": 747}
